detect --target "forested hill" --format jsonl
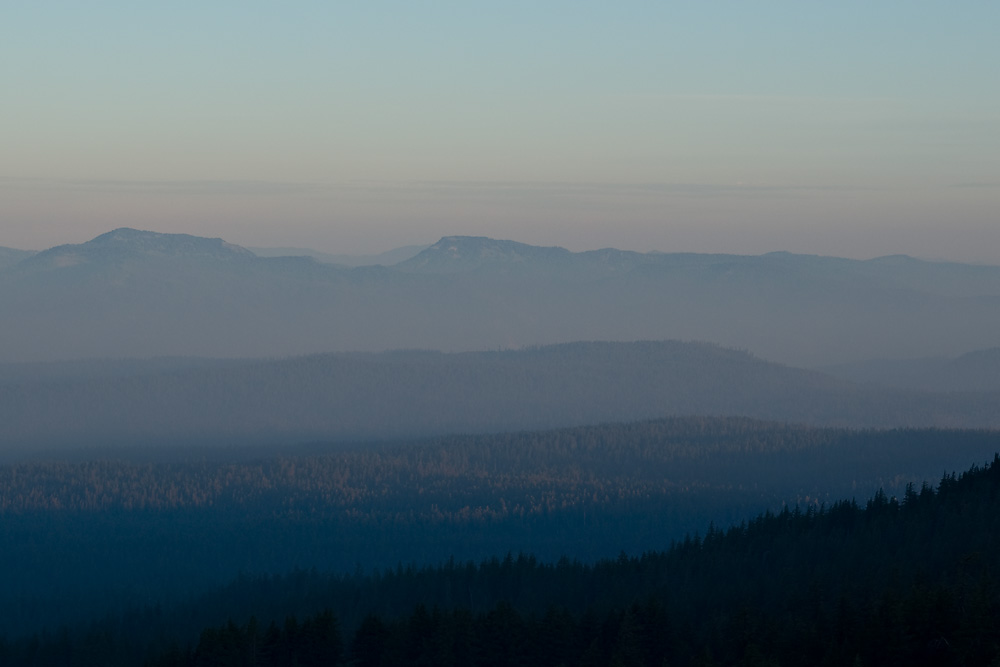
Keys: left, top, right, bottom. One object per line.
{"left": 2, "top": 341, "right": 999, "bottom": 452}
{"left": 5, "top": 440, "right": 1000, "bottom": 665}
{"left": 0, "top": 418, "right": 996, "bottom": 644}
{"left": 165, "top": 455, "right": 1000, "bottom": 667}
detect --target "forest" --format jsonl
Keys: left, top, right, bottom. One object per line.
{"left": 3, "top": 447, "right": 1000, "bottom": 665}
{"left": 7, "top": 3, "right": 1000, "bottom": 663}
{"left": 0, "top": 418, "right": 997, "bottom": 664}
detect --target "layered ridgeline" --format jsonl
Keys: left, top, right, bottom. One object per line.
{"left": 2, "top": 228, "right": 1000, "bottom": 366}
{"left": 0, "top": 246, "right": 35, "bottom": 271}
{"left": 1, "top": 341, "right": 999, "bottom": 452}
{"left": 247, "top": 243, "right": 427, "bottom": 266}
{"left": 1, "top": 424, "right": 999, "bottom": 665}
{"left": 821, "top": 347, "right": 1000, "bottom": 393}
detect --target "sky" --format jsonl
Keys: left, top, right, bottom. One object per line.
{"left": 2, "top": 2, "right": 999, "bottom": 261}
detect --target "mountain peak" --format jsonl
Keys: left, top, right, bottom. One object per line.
{"left": 396, "top": 236, "right": 570, "bottom": 273}
{"left": 93, "top": 227, "right": 159, "bottom": 243}
{"left": 88, "top": 228, "right": 254, "bottom": 258}
{"left": 22, "top": 228, "right": 255, "bottom": 270}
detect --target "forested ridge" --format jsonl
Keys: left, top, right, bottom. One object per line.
{"left": 2, "top": 417, "right": 997, "bottom": 517}
{"left": 4, "top": 451, "right": 1000, "bottom": 665}
{"left": 0, "top": 419, "right": 997, "bottom": 657}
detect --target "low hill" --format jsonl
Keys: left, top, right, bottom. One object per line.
{"left": 1, "top": 341, "right": 997, "bottom": 452}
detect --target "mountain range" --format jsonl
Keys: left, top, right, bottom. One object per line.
{"left": 2, "top": 228, "right": 1000, "bottom": 366}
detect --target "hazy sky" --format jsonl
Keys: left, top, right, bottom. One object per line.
{"left": 2, "top": 2, "right": 999, "bottom": 261}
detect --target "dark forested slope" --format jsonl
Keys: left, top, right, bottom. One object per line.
{"left": 5, "top": 439, "right": 1000, "bottom": 666}
{"left": 0, "top": 418, "right": 996, "bottom": 643}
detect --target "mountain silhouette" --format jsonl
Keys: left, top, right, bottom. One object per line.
{"left": 2, "top": 229, "right": 1000, "bottom": 366}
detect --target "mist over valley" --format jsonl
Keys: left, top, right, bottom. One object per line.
{"left": 2, "top": 228, "right": 999, "bottom": 665}
{"left": 6, "top": 3, "right": 1000, "bottom": 661}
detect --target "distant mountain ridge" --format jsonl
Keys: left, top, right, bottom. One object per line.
{"left": 396, "top": 236, "right": 572, "bottom": 273}
{"left": 248, "top": 243, "right": 427, "bottom": 266}
{"left": 0, "top": 246, "right": 35, "bottom": 271}
{"left": 2, "top": 228, "right": 1000, "bottom": 366}
{"left": 399, "top": 236, "right": 1000, "bottom": 295}
{"left": 18, "top": 228, "right": 255, "bottom": 271}
{"left": 821, "top": 347, "right": 1000, "bottom": 393}
{"left": 0, "top": 340, "right": 997, "bottom": 452}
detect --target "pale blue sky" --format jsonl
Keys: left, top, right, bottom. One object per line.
{"left": 2, "top": 2, "right": 998, "bottom": 260}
